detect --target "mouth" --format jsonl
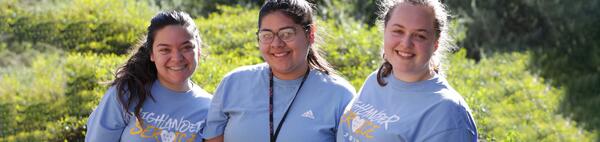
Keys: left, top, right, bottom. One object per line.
{"left": 395, "top": 50, "right": 415, "bottom": 58}
{"left": 167, "top": 65, "right": 187, "bottom": 71}
{"left": 272, "top": 51, "right": 291, "bottom": 57}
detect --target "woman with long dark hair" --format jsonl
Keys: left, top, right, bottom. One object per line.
{"left": 86, "top": 11, "right": 211, "bottom": 142}
{"left": 203, "top": 0, "right": 356, "bottom": 142}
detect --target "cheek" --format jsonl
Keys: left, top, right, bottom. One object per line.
{"left": 383, "top": 38, "right": 397, "bottom": 52}
{"left": 259, "top": 45, "right": 269, "bottom": 58}
{"left": 261, "top": 44, "right": 272, "bottom": 52}
{"left": 292, "top": 40, "right": 309, "bottom": 53}
{"left": 416, "top": 43, "right": 436, "bottom": 54}
{"left": 186, "top": 52, "right": 197, "bottom": 61}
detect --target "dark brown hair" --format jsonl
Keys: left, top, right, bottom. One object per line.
{"left": 110, "top": 11, "right": 201, "bottom": 125}
{"left": 258, "top": 0, "right": 337, "bottom": 75}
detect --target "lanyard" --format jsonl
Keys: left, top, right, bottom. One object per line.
{"left": 269, "top": 68, "right": 310, "bottom": 142}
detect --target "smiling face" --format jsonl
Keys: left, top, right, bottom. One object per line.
{"left": 259, "top": 11, "right": 312, "bottom": 80}
{"left": 384, "top": 4, "right": 438, "bottom": 82}
{"left": 150, "top": 25, "right": 200, "bottom": 91}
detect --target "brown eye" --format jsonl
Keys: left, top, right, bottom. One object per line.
{"left": 159, "top": 48, "right": 169, "bottom": 54}
{"left": 279, "top": 28, "right": 296, "bottom": 41}
{"left": 258, "top": 32, "right": 274, "bottom": 43}
{"left": 392, "top": 30, "right": 404, "bottom": 36}
{"left": 413, "top": 33, "right": 427, "bottom": 41}
{"left": 183, "top": 45, "right": 194, "bottom": 52}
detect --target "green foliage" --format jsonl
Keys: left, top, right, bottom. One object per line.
{"left": 315, "top": 0, "right": 378, "bottom": 26}
{"left": 0, "top": 0, "right": 157, "bottom": 54}
{"left": 446, "top": 0, "right": 550, "bottom": 60}
{"left": 447, "top": 49, "right": 596, "bottom": 141}
{"left": 529, "top": 0, "right": 600, "bottom": 134}
{"left": 318, "top": 18, "right": 381, "bottom": 88}
{"left": 149, "top": 0, "right": 258, "bottom": 18}
{"left": 191, "top": 5, "right": 263, "bottom": 93}
{"left": 0, "top": 3, "right": 597, "bottom": 141}
{"left": 447, "top": 0, "right": 600, "bottom": 136}
{"left": 0, "top": 52, "right": 125, "bottom": 141}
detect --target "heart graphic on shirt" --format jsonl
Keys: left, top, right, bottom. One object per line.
{"left": 351, "top": 117, "right": 366, "bottom": 132}
{"left": 160, "top": 130, "right": 176, "bottom": 142}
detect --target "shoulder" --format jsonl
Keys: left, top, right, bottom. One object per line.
{"left": 187, "top": 85, "right": 213, "bottom": 108}
{"left": 364, "top": 70, "right": 379, "bottom": 85}
{"left": 310, "top": 69, "right": 356, "bottom": 97}
{"left": 356, "top": 71, "right": 381, "bottom": 93}
{"left": 421, "top": 89, "right": 478, "bottom": 140}
{"left": 191, "top": 85, "right": 213, "bottom": 100}
{"left": 434, "top": 76, "right": 471, "bottom": 112}
{"left": 101, "top": 85, "right": 125, "bottom": 105}
{"left": 221, "top": 63, "right": 269, "bottom": 81}
{"left": 424, "top": 85, "right": 475, "bottom": 130}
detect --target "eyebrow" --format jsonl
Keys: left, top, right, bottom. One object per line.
{"left": 260, "top": 26, "right": 296, "bottom": 32}
{"left": 391, "top": 24, "right": 430, "bottom": 33}
{"left": 156, "top": 41, "right": 192, "bottom": 47}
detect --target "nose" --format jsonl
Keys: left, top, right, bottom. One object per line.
{"left": 399, "top": 35, "right": 413, "bottom": 49}
{"left": 270, "top": 35, "right": 285, "bottom": 48}
{"left": 171, "top": 50, "right": 184, "bottom": 62}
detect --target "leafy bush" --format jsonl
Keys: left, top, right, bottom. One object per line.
{"left": 0, "top": 0, "right": 156, "bottom": 54}
{"left": 0, "top": 52, "right": 125, "bottom": 141}
{"left": 447, "top": 50, "right": 596, "bottom": 141}
{"left": 0, "top": 3, "right": 597, "bottom": 142}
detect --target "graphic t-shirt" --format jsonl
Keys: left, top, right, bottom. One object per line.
{"left": 204, "top": 63, "right": 356, "bottom": 142}
{"left": 337, "top": 72, "right": 477, "bottom": 142}
{"left": 86, "top": 81, "right": 212, "bottom": 142}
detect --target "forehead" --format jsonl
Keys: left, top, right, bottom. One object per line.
{"left": 153, "top": 25, "right": 194, "bottom": 45}
{"left": 260, "top": 11, "right": 298, "bottom": 30}
{"left": 387, "top": 4, "right": 435, "bottom": 30}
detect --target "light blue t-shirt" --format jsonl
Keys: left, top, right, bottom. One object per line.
{"left": 204, "top": 63, "right": 356, "bottom": 142}
{"left": 86, "top": 80, "right": 212, "bottom": 142}
{"left": 337, "top": 71, "right": 477, "bottom": 142}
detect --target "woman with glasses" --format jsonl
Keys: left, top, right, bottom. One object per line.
{"left": 203, "top": 0, "right": 356, "bottom": 142}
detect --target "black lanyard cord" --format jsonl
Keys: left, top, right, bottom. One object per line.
{"left": 269, "top": 67, "right": 310, "bottom": 142}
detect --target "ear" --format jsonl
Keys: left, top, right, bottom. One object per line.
{"left": 433, "top": 39, "right": 439, "bottom": 52}
{"left": 150, "top": 49, "right": 155, "bottom": 62}
{"left": 308, "top": 24, "right": 316, "bottom": 44}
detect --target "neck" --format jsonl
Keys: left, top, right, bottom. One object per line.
{"left": 159, "top": 79, "right": 192, "bottom": 92}
{"left": 272, "top": 63, "right": 310, "bottom": 80}
{"left": 392, "top": 69, "right": 434, "bottom": 83}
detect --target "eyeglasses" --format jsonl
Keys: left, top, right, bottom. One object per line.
{"left": 257, "top": 25, "right": 311, "bottom": 44}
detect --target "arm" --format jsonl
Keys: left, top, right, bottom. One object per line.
{"left": 202, "top": 77, "right": 230, "bottom": 140}
{"left": 423, "top": 128, "right": 476, "bottom": 142}
{"left": 85, "top": 87, "right": 128, "bottom": 142}
{"left": 204, "top": 135, "right": 224, "bottom": 142}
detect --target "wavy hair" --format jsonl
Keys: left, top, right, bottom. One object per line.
{"left": 110, "top": 11, "right": 201, "bottom": 125}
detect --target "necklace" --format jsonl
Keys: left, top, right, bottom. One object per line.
{"left": 268, "top": 67, "right": 310, "bottom": 142}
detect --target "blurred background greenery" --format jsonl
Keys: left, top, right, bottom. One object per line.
{"left": 0, "top": 0, "right": 598, "bottom": 141}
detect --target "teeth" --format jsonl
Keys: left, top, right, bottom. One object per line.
{"left": 273, "top": 52, "right": 289, "bottom": 57}
{"left": 168, "top": 66, "right": 185, "bottom": 71}
{"left": 396, "top": 51, "right": 414, "bottom": 57}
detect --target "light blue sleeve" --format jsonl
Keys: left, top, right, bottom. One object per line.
{"left": 85, "top": 87, "right": 128, "bottom": 142}
{"left": 423, "top": 128, "right": 476, "bottom": 142}
{"left": 334, "top": 84, "right": 356, "bottom": 133}
{"left": 418, "top": 100, "right": 478, "bottom": 142}
{"left": 203, "top": 76, "right": 230, "bottom": 139}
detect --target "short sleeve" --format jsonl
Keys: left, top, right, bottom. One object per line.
{"left": 202, "top": 76, "right": 230, "bottom": 139}
{"left": 334, "top": 85, "right": 356, "bottom": 132}
{"left": 423, "top": 128, "right": 476, "bottom": 142}
{"left": 85, "top": 87, "right": 129, "bottom": 142}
